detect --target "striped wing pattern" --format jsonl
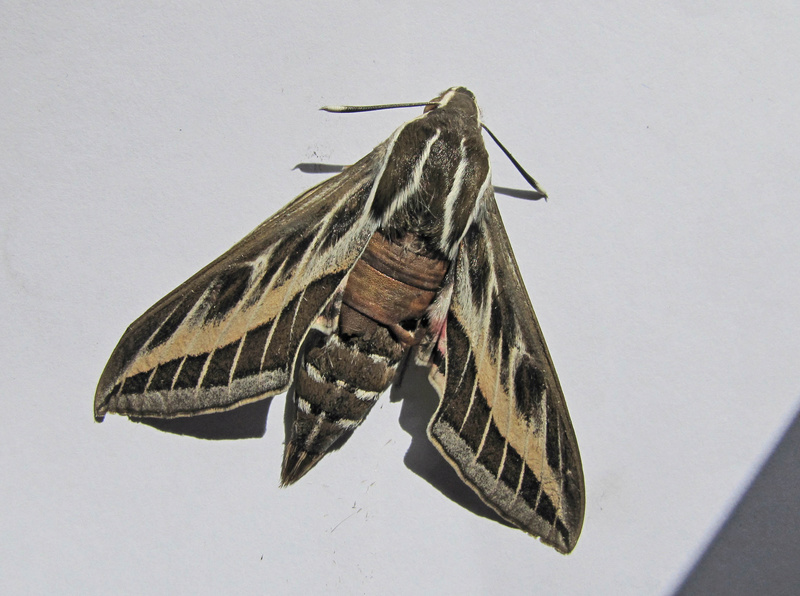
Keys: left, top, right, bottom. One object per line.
{"left": 94, "top": 146, "right": 386, "bottom": 420}
{"left": 95, "top": 87, "right": 584, "bottom": 553}
{"left": 427, "top": 194, "right": 585, "bottom": 553}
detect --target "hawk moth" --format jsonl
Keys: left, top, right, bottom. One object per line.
{"left": 94, "top": 87, "right": 585, "bottom": 553}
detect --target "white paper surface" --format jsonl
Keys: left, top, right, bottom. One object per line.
{"left": 3, "top": 2, "right": 799, "bottom": 594}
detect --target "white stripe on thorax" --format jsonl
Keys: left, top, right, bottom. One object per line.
{"left": 440, "top": 138, "right": 469, "bottom": 254}
{"left": 381, "top": 128, "right": 442, "bottom": 226}
{"left": 436, "top": 88, "right": 457, "bottom": 108}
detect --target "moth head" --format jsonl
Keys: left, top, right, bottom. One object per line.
{"left": 424, "top": 87, "right": 480, "bottom": 120}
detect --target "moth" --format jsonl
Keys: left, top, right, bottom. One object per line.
{"left": 94, "top": 87, "right": 585, "bottom": 553}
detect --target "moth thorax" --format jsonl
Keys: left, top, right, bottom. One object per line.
{"left": 341, "top": 231, "right": 448, "bottom": 346}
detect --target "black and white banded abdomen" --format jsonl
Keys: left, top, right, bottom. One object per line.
{"left": 281, "top": 232, "right": 448, "bottom": 484}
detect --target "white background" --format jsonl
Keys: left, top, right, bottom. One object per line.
{"left": 3, "top": 2, "right": 799, "bottom": 594}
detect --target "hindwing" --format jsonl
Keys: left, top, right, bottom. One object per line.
{"left": 94, "top": 145, "right": 387, "bottom": 420}
{"left": 427, "top": 193, "right": 585, "bottom": 553}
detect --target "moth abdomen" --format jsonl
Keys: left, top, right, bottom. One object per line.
{"left": 281, "top": 231, "right": 450, "bottom": 484}
{"left": 342, "top": 231, "right": 449, "bottom": 346}
{"left": 281, "top": 316, "right": 404, "bottom": 485}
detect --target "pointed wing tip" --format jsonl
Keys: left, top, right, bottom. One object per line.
{"left": 538, "top": 529, "right": 578, "bottom": 555}
{"left": 543, "top": 514, "right": 583, "bottom": 554}
{"left": 93, "top": 391, "right": 110, "bottom": 422}
{"left": 549, "top": 541, "right": 575, "bottom": 555}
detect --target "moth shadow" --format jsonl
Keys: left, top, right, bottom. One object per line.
{"left": 293, "top": 163, "right": 347, "bottom": 174}
{"left": 134, "top": 398, "right": 272, "bottom": 440}
{"left": 390, "top": 361, "right": 513, "bottom": 530}
{"left": 492, "top": 185, "right": 546, "bottom": 201}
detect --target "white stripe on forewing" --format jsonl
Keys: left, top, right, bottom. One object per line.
{"left": 473, "top": 412, "right": 494, "bottom": 465}
{"left": 227, "top": 330, "right": 247, "bottom": 388}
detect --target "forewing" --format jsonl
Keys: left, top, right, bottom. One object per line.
{"left": 95, "top": 146, "right": 386, "bottom": 421}
{"left": 427, "top": 193, "right": 585, "bottom": 553}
